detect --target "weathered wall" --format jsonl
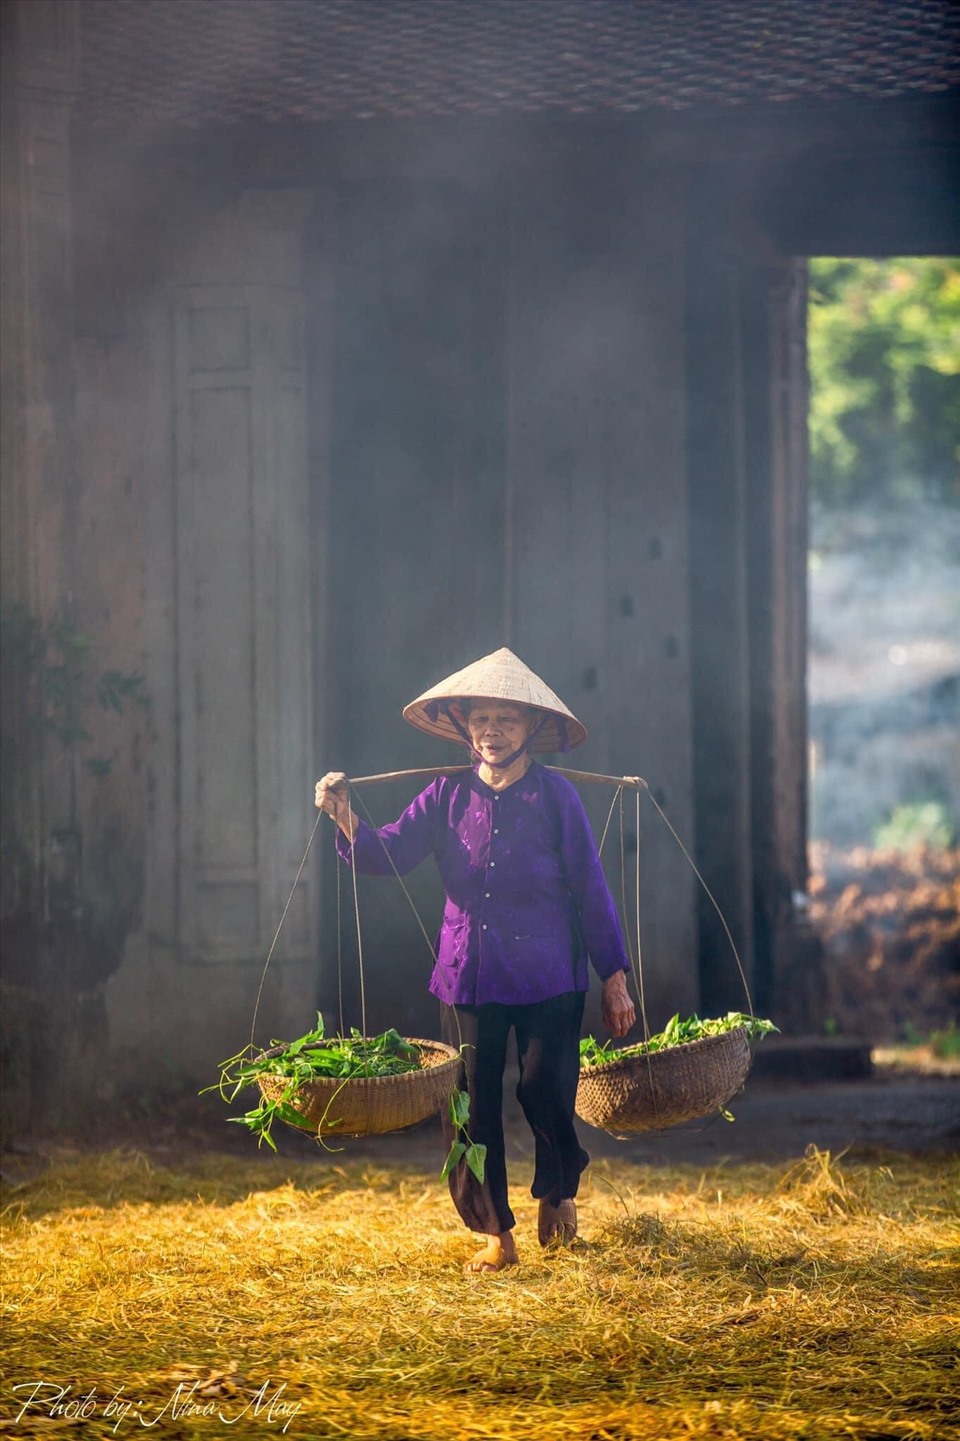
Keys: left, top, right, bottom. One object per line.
{"left": 0, "top": 0, "right": 126, "bottom": 1136}
{"left": 97, "top": 182, "right": 321, "bottom": 1096}
{"left": 506, "top": 143, "right": 697, "bottom": 1035}
{"left": 16, "top": 92, "right": 954, "bottom": 1135}
{"left": 1, "top": 102, "right": 815, "bottom": 1141}
{"left": 1, "top": 54, "right": 322, "bottom": 1131}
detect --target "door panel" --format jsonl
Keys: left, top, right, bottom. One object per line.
{"left": 174, "top": 283, "right": 315, "bottom": 962}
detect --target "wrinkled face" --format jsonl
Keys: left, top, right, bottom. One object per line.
{"left": 461, "top": 701, "right": 539, "bottom": 764}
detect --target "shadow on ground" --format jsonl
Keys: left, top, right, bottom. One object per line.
{"left": 4, "top": 1054, "right": 956, "bottom": 1188}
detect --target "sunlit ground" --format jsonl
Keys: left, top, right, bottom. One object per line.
{"left": 2, "top": 1148, "right": 957, "bottom": 1440}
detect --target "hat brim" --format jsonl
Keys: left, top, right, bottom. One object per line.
{"left": 402, "top": 695, "right": 586, "bottom": 753}
{"left": 403, "top": 647, "right": 587, "bottom": 753}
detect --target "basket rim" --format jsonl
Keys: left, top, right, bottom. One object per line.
{"left": 578, "top": 1025, "right": 750, "bottom": 1080}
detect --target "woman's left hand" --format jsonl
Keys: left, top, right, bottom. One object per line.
{"left": 601, "top": 971, "right": 636, "bottom": 1038}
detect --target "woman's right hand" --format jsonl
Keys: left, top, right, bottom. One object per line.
{"left": 315, "top": 771, "right": 350, "bottom": 820}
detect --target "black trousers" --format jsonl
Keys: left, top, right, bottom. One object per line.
{"left": 441, "top": 992, "right": 589, "bottom": 1235}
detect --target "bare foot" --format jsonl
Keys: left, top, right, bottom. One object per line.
{"left": 538, "top": 1198, "right": 577, "bottom": 1247}
{"left": 464, "top": 1231, "right": 519, "bottom": 1274}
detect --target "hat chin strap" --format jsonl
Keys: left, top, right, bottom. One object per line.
{"left": 443, "top": 704, "right": 548, "bottom": 769}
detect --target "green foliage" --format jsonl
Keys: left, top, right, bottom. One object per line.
{"left": 209, "top": 1014, "right": 485, "bottom": 1181}
{"left": 0, "top": 602, "right": 148, "bottom": 774}
{"left": 808, "top": 257, "right": 960, "bottom": 505}
{"left": 579, "top": 1011, "right": 779, "bottom": 1067}
{"left": 930, "top": 1022, "right": 960, "bottom": 1061}
{"left": 900, "top": 1019, "right": 960, "bottom": 1059}
{"left": 208, "top": 1014, "right": 423, "bottom": 1150}
{"left": 872, "top": 800, "right": 955, "bottom": 853}
{"left": 441, "top": 1088, "right": 486, "bottom": 1185}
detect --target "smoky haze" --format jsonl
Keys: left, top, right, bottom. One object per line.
{"left": 808, "top": 496, "right": 960, "bottom": 849}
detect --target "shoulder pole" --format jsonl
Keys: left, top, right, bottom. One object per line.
{"left": 346, "top": 764, "right": 647, "bottom": 789}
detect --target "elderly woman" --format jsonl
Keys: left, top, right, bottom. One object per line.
{"left": 315, "top": 648, "right": 635, "bottom": 1273}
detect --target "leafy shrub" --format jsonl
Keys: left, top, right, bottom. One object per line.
{"left": 872, "top": 801, "right": 955, "bottom": 853}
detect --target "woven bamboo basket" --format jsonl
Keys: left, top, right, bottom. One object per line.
{"left": 575, "top": 1027, "right": 752, "bottom": 1134}
{"left": 257, "top": 1038, "right": 461, "bottom": 1138}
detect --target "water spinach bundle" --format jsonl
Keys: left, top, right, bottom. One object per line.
{"left": 208, "top": 1014, "right": 485, "bottom": 1181}
{"left": 211, "top": 1016, "right": 423, "bottom": 1147}
{"left": 580, "top": 1011, "right": 779, "bottom": 1067}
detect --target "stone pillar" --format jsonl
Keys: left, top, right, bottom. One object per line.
{"left": 0, "top": 0, "right": 82, "bottom": 1136}
{"left": 756, "top": 258, "right": 819, "bottom": 1027}
{"left": 685, "top": 179, "right": 757, "bottom": 1014}
{"left": 0, "top": 0, "right": 80, "bottom": 920}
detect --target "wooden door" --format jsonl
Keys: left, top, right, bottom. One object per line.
{"left": 173, "top": 282, "right": 315, "bottom": 964}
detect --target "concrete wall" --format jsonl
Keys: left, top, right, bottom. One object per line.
{"left": 2, "top": 73, "right": 845, "bottom": 1135}
{"left": 99, "top": 184, "right": 321, "bottom": 1095}
{"left": 1, "top": 32, "right": 322, "bottom": 1129}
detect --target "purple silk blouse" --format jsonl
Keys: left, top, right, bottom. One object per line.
{"left": 336, "top": 762, "right": 629, "bottom": 1007}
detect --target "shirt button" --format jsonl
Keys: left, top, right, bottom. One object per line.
{"left": 485, "top": 892, "right": 490, "bottom": 899}
{"left": 482, "top": 923, "right": 488, "bottom": 930}
{"left": 493, "top": 829, "right": 499, "bottom": 835}
{"left": 490, "top": 861, "right": 495, "bottom": 867}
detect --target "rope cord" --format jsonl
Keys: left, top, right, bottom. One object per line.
{"left": 596, "top": 786, "right": 621, "bottom": 858}
{"left": 346, "top": 786, "right": 464, "bottom": 1052}
{"left": 249, "top": 809, "right": 324, "bottom": 1049}
{"left": 347, "top": 790, "right": 443, "bottom": 966}
{"left": 346, "top": 785, "right": 368, "bottom": 1040}
{"left": 618, "top": 788, "right": 651, "bottom": 1043}
{"left": 335, "top": 846, "right": 345, "bottom": 1035}
{"left": 634, "top": 785, "right": 648, "bottom": 1041}
{"left": 617, "top": 791, "right": 635, "bottom": 974}
{"left": 633, "top": 785, "right": 660, "bottom": 1116}
{"left": 642, "top": 786, "right": 754, "bottom": 1018}
{"left": 595, "top": 784, "right": 659, "bottom": 1113}
{"left": 600, "top": 786, "right": 660, "bottom": 1113}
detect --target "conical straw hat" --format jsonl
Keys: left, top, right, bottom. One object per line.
{"left": 403, "top": 647, "right": 587, "bottom": 753}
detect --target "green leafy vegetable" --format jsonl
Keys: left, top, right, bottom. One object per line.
{"left": 206, "top": 1015, "right": 485, "bottom": 1182}
{"left": 465, "top": 1141, "right": 487, "bottom": 1184}
{"left": 441, "top": 1088, "right": 486, "bottom": 1186}
{"left": 579, "top": 1011, "right": 779, "bottom": 1067}
{"left": 440, "top": 1140, "right": 466, "bottom": 1179}
{"left": 205, "top": 1014, "right": 424, "bottom": 1150}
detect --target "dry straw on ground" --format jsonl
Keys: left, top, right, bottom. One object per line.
{"left": 2, "top": 1145, "right": 957, "bottom": 1440}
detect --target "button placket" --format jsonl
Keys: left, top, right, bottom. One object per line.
{"left": 480, "top": 795, "right": 496, "bottom": 933}
{"left": 480, "top": 797, "right": 494, "bottom": 938}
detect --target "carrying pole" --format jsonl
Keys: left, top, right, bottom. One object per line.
{"left": 347, "top": 764, "right": 648, "bottom": 790}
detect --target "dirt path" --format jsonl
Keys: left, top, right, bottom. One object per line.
{"left": 4, "top": 1061, "right": 955, "bottom": 1189}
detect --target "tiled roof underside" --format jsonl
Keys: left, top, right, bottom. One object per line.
{"left": 77, "top": 0, "right": 960, "bottom": 132}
